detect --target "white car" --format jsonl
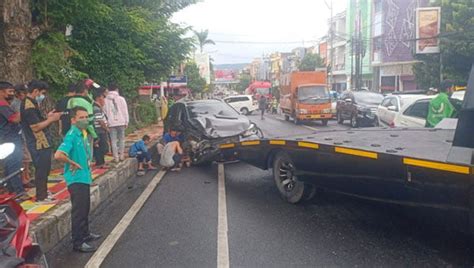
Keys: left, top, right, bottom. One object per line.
{"left": 377, "top": 94, "right": 430, "bottom": 127}
{"left": 393, "top": 96, "right": 436, "bottom": 128}
{"left": 224, "top": 95, "right": 258, "bottom": 115}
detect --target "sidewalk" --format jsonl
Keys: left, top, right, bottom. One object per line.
{"left": 25, "top": 123, "right": 162, "bottom": 251}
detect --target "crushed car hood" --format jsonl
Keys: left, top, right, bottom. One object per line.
{"left": 191, "top": 114, "right": 251, "bottom": 139}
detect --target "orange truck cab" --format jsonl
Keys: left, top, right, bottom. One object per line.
{"left": 280, "top": 70, "right": 332, "bottom": 125}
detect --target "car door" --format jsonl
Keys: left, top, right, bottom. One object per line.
{"left": 397, "top": 99, "right": 430, "bottom": 127}
{"left": 385, "top": 97, "right": 399, "bottom": 125}
{"left": 378, "top": 97, "right": 391, "bottom": 125}
{"left": 225, "top": 97, "right": 238, "bottom": 111}
{"left": 346, "top": 92, "right": 356, "bottom": 119}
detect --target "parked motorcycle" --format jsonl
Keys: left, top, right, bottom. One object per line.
{"left": 0, "top": 143, "right": 49, "bottom": 268}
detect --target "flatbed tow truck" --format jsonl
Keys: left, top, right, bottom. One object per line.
{"left": 219, "top": 65, "right": 474, "bottom": 236}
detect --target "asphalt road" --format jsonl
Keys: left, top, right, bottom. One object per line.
{"left": 48, "top": 114, "right": 474, "bottom": 267}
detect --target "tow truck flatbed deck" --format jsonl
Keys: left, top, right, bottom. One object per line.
{"left": 269, "top": 128, "right": 471, "bottom": 166}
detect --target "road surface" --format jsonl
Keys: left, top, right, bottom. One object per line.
{"left": 48, "top": 114, "right": 474, "bottom": 267}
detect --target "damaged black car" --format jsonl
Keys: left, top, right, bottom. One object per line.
{"left": 164, "top": 99, "right": 263, "bottom": 165}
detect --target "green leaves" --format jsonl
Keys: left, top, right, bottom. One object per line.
{"left": 31, "top": 0, "right": 195, "bottom": 100}
{"left": 184, "top": 62, "right": 206, "bottom": 94}
{"left": 298, "top": 53, "right": 324, "bottom": 72}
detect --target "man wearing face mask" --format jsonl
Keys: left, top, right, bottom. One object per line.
{"left": 21, "top": 80, "right": 61, "bottom": 203}
{"left": 0, "top": 81, "right": 26, "bottom": 197}
{"left": 55, "top": 106, "right": 101, "bottom": 253}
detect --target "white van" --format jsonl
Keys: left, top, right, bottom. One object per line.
{"left": 224, "top": 95, "right": 258, "bottom": 115}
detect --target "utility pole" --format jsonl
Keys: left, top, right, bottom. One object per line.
{"left": 324, "top": 0, "right": 334, "bottom": 91}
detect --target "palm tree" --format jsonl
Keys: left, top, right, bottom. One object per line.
{"left": 193, "top": 29, "right": 215, "bottom": 53}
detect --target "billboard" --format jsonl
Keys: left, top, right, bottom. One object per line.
{"left": 416, "top": 7, "right": 441, "bottom": 54}
{"left": 194, "top": 53, "right": 211, "bottom": 84}
{"left": 214, "top": 69, "right": 237, "bottom": 82}
{"left": 168, "top": 75, "right": 187, "bottom": 87}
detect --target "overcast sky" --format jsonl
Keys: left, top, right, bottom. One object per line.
{"left": 172, "top": 0, "right": 346, "bottom": 65}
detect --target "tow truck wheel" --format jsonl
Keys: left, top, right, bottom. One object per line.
{"left": 350, "top": 114, "right": 359, "bottom": 128}
{"left": 273, "top": 152, "right": 312, "bottom": 204}
{"left": 321, "top": 119, "right": 328, "bottom": 126}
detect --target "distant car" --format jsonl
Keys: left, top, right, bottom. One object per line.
{"left": 336, "top": 91, "right": 384, "bottom": 127}
{"left": 164, "top": 99, "right": 262, "bottom": 164}
{"left": 224, "top": 95, "right": 258, "bottom": 115}
{"left": 392, "top": 96, "right": 435, "bottom": 128}
{"left": 377, "top": 94, "right": 430, "bottom": 127}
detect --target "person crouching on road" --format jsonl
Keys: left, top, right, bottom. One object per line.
{"left": 160, "top": 141, "right": 184, "bottom": 172}
{"left": 129, "top": 135, "right": 158, "bottom": 172}
{"left": 54, "top": 107, "right": 101, "bottom": 253}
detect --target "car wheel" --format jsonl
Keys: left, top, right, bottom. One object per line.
{"left": 241, "top": 107, "right": 249, "bottom": 115}
{"left": 321, "top": 119, "right": 329, "bottom": 126}
{"left": 373, "top": 117, "right": 380, "bottom": 127}
{"left": 284, "top": 114, "right": 290, "bottom": 121}
{"left": 272, "top": 152, "right": 314, "bottom": 204}
{"left": 337, "top": 111, "right": 344, "bottom": 124}
{"left": 350, "top": 114, "right": 359, "bottom": 128}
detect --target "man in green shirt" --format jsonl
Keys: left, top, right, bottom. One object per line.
{"left": 426, "top": 80, "right": 462, "bottom": 128}
{"left": 55, "top": 107, "right": 101, "bottom": 253}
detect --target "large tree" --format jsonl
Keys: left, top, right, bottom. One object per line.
{"left": 1, "top": 0, "right": 198, "bottom": 95}
{"left": 193, "top": 29, "right": 215, "bottom": 53}
{"left": 184, "top": 62, "right": 206, "bottom": 95}
{"left": 298, "top": 53, "right": 325, "bottom": 71}
{"left": 414, "top": 0, "right": 474, "bottom": 87}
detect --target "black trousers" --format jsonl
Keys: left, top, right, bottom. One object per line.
{"left": 68, "top": 183, "right": 90, "bottom": 247}
{"left": 94, "top": 132, "right": 109, "bottom": 166}
{"left": 28, "top": 146, "right": 52, "bottom": 201}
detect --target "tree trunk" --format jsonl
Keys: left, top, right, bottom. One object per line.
{"left": 0, "top": 0, "right": 34, "bottom": 84}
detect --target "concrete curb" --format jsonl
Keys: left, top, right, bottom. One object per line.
{"left": 30, "top": 158, "right": 138, "bottom": 252}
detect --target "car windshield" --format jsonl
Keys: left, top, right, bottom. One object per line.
{"left": 298, "top": 86, "right": 330, "bottom": 103}
{"left": 256, "top": 88, "right": 270, "bottom": 95}
{"left": 354, "top": 92, "right": 384, "bottom": 105}
{"left": 187, "top": 101, "right": 240, "bottom": 119}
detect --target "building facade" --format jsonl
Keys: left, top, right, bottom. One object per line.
{"left": 371, "top": 0, "right": 428, "bottom": 93}
{"left": 328, "top": 11, "right": 348, "bottom": 92}
{"left": 345, "top": 0, "right": 373, "bottom": 91}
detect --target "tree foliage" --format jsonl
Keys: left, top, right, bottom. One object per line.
{"left": 193, "top": 29, "right": 215, "bottom": 53}
{"left": 237, "top": 73, "right": 251, "bottom": 92}
{"left": 298, "top": 53, "right": 324, "bottom": 71}
{"left": 30, "top": 0, "right": 197, "bottom": 99}
{"left": 184, "top": 62, "right": 206, "bottom": 94}
{"left": 414, "top": 0, "right": 474, "bottom": 87}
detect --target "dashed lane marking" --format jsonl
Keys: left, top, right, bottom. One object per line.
{"left": 217, "top": 163, "right": 230, "bottom": 268}
{"left": 85, "top": 170, "right": 167, "bottom": 268}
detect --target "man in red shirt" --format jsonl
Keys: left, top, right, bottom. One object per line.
{"left": 0, "top": 81, "right": 25, "bottom": 196}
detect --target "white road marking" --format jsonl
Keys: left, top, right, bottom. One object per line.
{"left": 85, "top": 170, "right": 167, "bottom": 268}
{"left": 302, "top": 125, "right": 318, "bottom": 131}
{"left": 217, "top": 163, "right": 230, "bottom": 268}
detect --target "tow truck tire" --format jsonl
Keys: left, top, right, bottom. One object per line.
{"left": 272, "top": 152, "right": 312, "bottom": 204}
{"left": 351, "top": 114, "right": 359, "bottom": 128}
{"left": 321, "top": 119, "right": 328, "bottom": 126}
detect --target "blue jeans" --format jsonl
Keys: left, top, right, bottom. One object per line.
{"left": 4, "top": 139, "right": 25, "bottom": 194}
{"left": 136, "top": 151, "right": 151, "bottom": 163}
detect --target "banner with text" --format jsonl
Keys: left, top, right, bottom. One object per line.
{"left": 416, "top": 7, "right": 441, "bottom": 54}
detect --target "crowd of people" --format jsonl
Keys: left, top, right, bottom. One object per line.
{"left": 0, "top": 79, "right": 131, "bottom": 252}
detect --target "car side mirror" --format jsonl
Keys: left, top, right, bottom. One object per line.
{"left": 344, "top": 98, "right": 352, "bottom": 103}
{"left": 387, "top": 105, "right": 398, "bottom": 111}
